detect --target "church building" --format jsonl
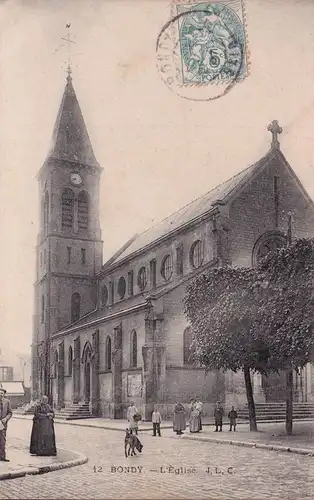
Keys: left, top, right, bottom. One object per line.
{"left": 32, "top": 70, "right": 314, "bottom": 419}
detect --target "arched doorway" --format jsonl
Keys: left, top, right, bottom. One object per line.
{"left": 82, "top": 342, "right": 93, "bottom": 405}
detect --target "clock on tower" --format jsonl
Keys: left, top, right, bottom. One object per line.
{"left": 70, "top": 172, "right": 83, "bottom": 186}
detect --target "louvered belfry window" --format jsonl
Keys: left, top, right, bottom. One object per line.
{"left": 62, "top": 189, "right": 74, "bottom": 229}
{"left": 78, "top": 191, "right": 89, "bottom": 230}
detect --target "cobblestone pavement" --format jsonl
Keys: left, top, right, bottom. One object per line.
{"left": 0, "top": 419, "right": 313, "bottom": 500}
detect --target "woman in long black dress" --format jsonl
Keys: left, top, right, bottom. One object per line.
{"left": 30, "top": 395, "right": 57, "bottom": 456}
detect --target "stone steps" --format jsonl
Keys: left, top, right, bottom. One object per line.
{"left": 53, "top": 403, "right": 94, "bottom": 420}
{"left": 238, "top": 402, "right": 314, "bottom": 420}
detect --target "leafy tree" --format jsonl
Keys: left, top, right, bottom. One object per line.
{"left": 184, "top": 267, "right": 270, "bottom": 431}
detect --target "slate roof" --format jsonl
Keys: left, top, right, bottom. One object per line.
{"left": 107, "top": 149, "right": 276, "bottom": 267}
{"left": 46, "top": 74, "right": 99, "bottom": 167}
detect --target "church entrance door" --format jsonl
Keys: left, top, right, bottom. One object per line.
{"left": 84, "top": 362, "right": 91, "bottom": 404}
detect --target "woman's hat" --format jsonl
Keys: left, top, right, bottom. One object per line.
{"left": 0, "top": 386, "right": 7, "bottom": 394}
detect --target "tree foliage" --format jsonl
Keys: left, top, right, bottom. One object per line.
{"left": 257, "top": 238, "right": 314, "bottom": 369}
{"left": 184, "top": 238, "right": 314, "bottom": 375}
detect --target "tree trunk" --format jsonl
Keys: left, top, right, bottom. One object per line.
{"left": 243, "top": 365, "right": 257, "bottom": 431}
{"left": 285, "top": 367, "right": 293, "bottom": 436}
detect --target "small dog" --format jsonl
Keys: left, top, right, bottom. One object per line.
{"left": 124, "top": 428, "right": 143, "bottom": 458}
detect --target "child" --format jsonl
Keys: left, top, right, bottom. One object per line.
{"left": 228, "top": 405, "right": 238, "bottom": 431}
{"left": 152, "top": 406, "right": 162, "bottom": 437}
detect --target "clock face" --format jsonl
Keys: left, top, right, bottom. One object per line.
{"left": 70, "top": 172, "right": 83, "bottom": 186}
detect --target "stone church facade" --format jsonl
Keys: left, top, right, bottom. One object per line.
{"left": 32, "top": 72, "right": 314, "bottom": 419}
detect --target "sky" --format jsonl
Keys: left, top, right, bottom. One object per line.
{"left": 1, "top": 0, "right": 314, "bottom": 361}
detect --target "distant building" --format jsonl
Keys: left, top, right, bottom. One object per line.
{"left": 0, "top": 365, "right": 29, "bottom": 408}
{"left": 32, "top": 71, "right": 314, "bottom": 419}
{"left": 0, "top": 365, "right": 13, "bottom": 382}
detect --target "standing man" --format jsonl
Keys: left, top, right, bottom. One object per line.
{"left": 0, "top": 387, "right": 12, "bottom": 462}
{"left": 214, "top": 401, "right": 224, "bottom": 432}
{"left": 152, "top": 406, "right": 162, "bottom": 437}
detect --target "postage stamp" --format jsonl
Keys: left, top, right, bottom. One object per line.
{"left": 156, "top": 0, "right": 249, "bottom": 101}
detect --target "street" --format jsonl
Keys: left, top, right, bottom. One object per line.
{"left": 0, "top": 419, "right": 313, "bottom": 499}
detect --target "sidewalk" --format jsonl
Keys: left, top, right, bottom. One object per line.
{"left": 162, "top": 421, "right": 314, "bottom": 457}
{"left": 13, "top": 413, "right": 314, "bottom": 431}
{"left": 0, "top": 436, "right": 87, "bottom": 481}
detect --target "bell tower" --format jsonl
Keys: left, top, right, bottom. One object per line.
{"left": 32, "top": 68, "right": 103, "bottom": 398}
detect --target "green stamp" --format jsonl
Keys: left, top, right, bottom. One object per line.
{"left": 156, "top": 0, "right": 249, "bottom": 101}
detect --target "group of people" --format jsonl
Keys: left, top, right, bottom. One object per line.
{"left": 173, "top": 399, "right": 238, "bottom": 435}
{"left": 1, "top": 388, "right": 239, "bottom": 461}
{"left": 0, "top": 387, "right": 57, "bottom": 462}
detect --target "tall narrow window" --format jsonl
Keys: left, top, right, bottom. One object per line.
{"left": 71, "top": 292, "right": 81, "bottom": 323}
{"left": 68, "top": 345, "right": 73, "bottom": 376}
{"left": 81, "top": 248, "right": 86, "bottom": 265}
{"left": 41, "top": 295, "right": 45, "bottom": 323}
{"left": 130, "top": 330, "right": 137, "bottom": 368}
{"left": 109, "top": 281, "right": 114, "bottom": 305}
{"left": 150, "top": 259, "right": 157, "bottom": 287}
{"left": 62, "top": 189, "right": 74, "bottom": 230}
{"left": 176, "top": 244, "right": 184, "bottom": 276}
{"left": 105, "top": 336, "right": 112, "bottom": 371}
{"left": 43, "top": 191, "right": 49, "bottom": 236}
{"left": 117, "top": 277, "right": 126, "bottom": 299}
{"left": 78, "top": 191, "right": 89, "bottom": 230}
{"left": 128, "top": 270, "right": 134, "bottom": 296}
{"left": 67, "top": 246, "right": 72, "bottom": 264}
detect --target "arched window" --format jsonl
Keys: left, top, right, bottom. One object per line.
{"left": 105, "top": 336, "right": 112, "bottom": 371}
{"left": 78, "top": 191, "right": 89, "bottom": 230}
{"left": 71, "top": 293, "right": 81, "bottom": 323}
{"left": 62, "top": 189, "right": 74, "bottom": 230}
{"left": 43, "top": 191, "right": 49, "bottom": 236}
{"left": 117, "top": 277, "right": 126, "bottom": 299}
{"left": 82, "top": 341, "right": 93, "bottom": 364}
{"left": 161, "top": 254, "right": 173, "bottom": 281}
{"left": 68, "top": 346, "right": 73, "bottom": 376}
{"left": 130, "top": 330, "right": 137, "bottom": 368}
{"left": 189, "top": 240, "right": 204, "bottom": 269}
{"left": 54, "top": 350, "right": 59, "bottom": 378}
{"left": 137, "top": 267, "right": 147, "bottom": 291}
{"left": 183, "top": 327, "right": 196, "bottom": 365}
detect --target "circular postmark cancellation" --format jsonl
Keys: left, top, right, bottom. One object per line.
{"left": 156, "top": 0, "right": 249, "bottom": 101}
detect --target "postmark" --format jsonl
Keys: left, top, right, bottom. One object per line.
{"left": 156, "top": 0, "right": 249, "bottom": 100}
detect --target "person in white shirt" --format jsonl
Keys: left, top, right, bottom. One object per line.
{"left": 152, "top": 406, "right": 161, "bottom": 437}
{"left": 127, "top": 401, "right": 139, "bottom": 435}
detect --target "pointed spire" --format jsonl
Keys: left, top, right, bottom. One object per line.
{"left": 46, "top": 72, "right": 99, "bottom": 167}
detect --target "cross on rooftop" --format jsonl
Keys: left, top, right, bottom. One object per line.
{"left": 267, "top": 120, "right": 283, "bottom": 149}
